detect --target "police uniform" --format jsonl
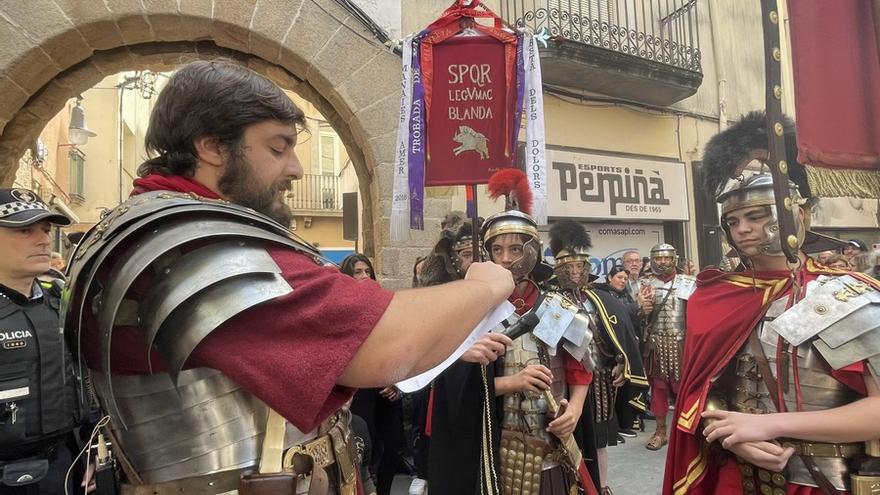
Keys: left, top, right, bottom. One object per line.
{"left": 0, "top": 188, "right": 81, "bottom": 495}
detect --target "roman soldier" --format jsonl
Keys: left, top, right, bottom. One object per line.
{"left": 639, "top": 243, "right": 696, "bottom": 451}
{"left": 482, "top": 170, "right": 597, "bottom": 495}
{"left": 546, "top": 220, "right": 649, "bottom": 494}
{"left": 418, "top": 211, "right": 479, "bottom": 287}
{"left": 664, "top": 112, "right": 880, "bottom": 495}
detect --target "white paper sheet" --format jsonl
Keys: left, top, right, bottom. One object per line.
{"left": 396, "top": 301, "right": 516, "bottom": 393}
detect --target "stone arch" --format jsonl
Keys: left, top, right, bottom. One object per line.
{"left": 0, "top": 0, "right": 402, "bottom": 257}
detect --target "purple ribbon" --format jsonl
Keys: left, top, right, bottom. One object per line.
{"left": 408, "top": 33, "right": 428, "bottom": 230}
{"left": 512, "top": 32, "right": 526, "bottom": 159}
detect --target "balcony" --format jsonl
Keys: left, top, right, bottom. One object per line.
{"left": 500, "top": 0, "right": 703, "bottom": 106}
{"left": 287, "top": 174, "right": 342, "bottom": 216}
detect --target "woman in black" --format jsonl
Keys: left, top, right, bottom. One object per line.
{"left": 593, "top": 266, "right": 645, "bottom": 439}
{"left": 341, "top": 254, "right": 406, "bottom": 495}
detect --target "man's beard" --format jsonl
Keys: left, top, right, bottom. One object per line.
{"left": 218, "top": 150, "right": 293, "bottom": 228}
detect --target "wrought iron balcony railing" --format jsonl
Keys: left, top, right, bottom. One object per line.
{"left": 287, "top": 173, "right": 342, "bottom": 212}
{"left": 501, "top": 0, "right": 702, "bottom": 74}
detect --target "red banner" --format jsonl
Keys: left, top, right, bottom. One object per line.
{"left": 789, "top": 1, "right": 880, "bottom": 170}
{"left": 423, "top": 31, "right": 518, "bottom": 186}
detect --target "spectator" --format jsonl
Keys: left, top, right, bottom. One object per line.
{"left": 621, "top": 251, "right": 642, "bottom": 299}
{"left": 843, "top": 239, "right": 868, "bottom": 270}
{"left": 341, "top": 255, "right": 406, "bottom": 495}
{"left": 340, "top": 253, "right": 376, "bottom": 281}
{"left": 595, "top": 265, "right": 644, "bottom": 441}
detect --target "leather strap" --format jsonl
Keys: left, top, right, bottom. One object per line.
{"left": 747, "top": 332, "right": 840, "bottom": 495}
{"left": 747, "top": 331, "right": 783, "bottom": 412}
{"left": 800, "top": 456, "right": 842, "bottom": 495}
{"left": 121, "top": 468, "right": 244, "bottom": 495}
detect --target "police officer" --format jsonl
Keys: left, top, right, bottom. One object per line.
{"left": 0, "top": 188, "right": 80, "bottom": 494}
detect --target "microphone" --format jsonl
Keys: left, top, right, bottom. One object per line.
{"left": 500, "top": 312, "right": 540, "bottom": 340}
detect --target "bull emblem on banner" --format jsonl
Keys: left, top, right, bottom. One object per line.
{"left": 452, "top": 125, "right": 489, "bottom": 160}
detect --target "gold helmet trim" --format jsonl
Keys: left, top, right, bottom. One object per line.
{"left": 482, "top": 210, "right": 540, "bottom": 245}
{"left": 555, "top": 247, "right": 591, "bottom": 266}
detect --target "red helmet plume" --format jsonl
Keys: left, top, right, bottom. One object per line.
{"left": 487, "top": 168, "right": 532, "bottom": 215}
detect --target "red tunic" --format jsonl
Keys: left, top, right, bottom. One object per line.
{"left": 84, "top": 175, "right": 394, "bottom": 433}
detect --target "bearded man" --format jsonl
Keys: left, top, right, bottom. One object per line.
{"left": 63, "top": 60, "right": 513, "bottom": 495}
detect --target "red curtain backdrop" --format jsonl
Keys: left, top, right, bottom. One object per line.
{"left": 788, "top": 0, "right": 880, "bottom": 170}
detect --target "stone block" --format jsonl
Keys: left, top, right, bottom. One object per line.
{"left": 350, "top": 92, "right": 399, "bottom": 143}
{"left": 336, "top": 50, "right": 399, "bottom": 113}
{"left": 0, "top": 0, "right": 93, "bottom": 69}
{"left": 365, "top": 129, "right": 397, "bottom": 171}
{"left": 116, "top": 15, "right": 153, "bottom": 44}
{"left": 310, "top": 27, "right": 377, "bottom": 85}
{"left": 176, "top": 0, "right": 213, "bottom": 40}
{"left": 52, "top": 60, "right": 108, "bottom": 100}
{"left": 248, "top": 31, "right": 283, "bottom": 65}
{"left": 210, "top": 0, "right": 256, "bottom": 53}
{"left": 248, "top": 0, "right": 306, "bottom": 63}
{"left": 103, "top": 0, "right": 153, "bottom": 44}
{"left": 143, "top": 8, "right": 187, "bottom": 42}
{"left": 0, "top": 109, "right": 45, "bottom": 161}
{"left": 22, "top": 80, "right": 71, "bottom": 122}
{"left": 319, "top": 87, "right": 356, "bottom": 129}
{"left": 89, "top": 47, "right": 137, "bottom": 77}
{"left": 0, "top": 76, "right": 29, "bottom": 123}
{"left": 4, "top": 47, "right": 60, "bottom": 96}
{"left": 278, "top": 0, "right": 344, "bottom": 77}
{"left": 0, "top": 21, "right": 33, "bottom": 80}
{"left": 378, "top": 246, "right": 400, "bottom": 277}
{"left": 75, "top": 20, "right": 125, "bottom": 51}
{"left": 54, "top": 0, "right": 123, "bottom": 50}
{"left": 210, "top": 23, "right": 249, "bottom": 53}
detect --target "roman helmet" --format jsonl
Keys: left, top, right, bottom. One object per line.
{"left": 481, "top": 169, "right": 552, "bottom": 281}
{"left": 649, "top": 243, "right": 679, "bottom": 276}
{"left": 702, "top": 111, "right": 843, "bottom": 262}
{"left": 418, "top": 211, "right": 481, "bottom": 286}
{"left": 549, "top": 219, "right": 596, "bottom": 288}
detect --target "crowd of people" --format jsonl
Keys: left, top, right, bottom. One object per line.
{"left": 2, "top": 59, "right": 879, "bottom": 495}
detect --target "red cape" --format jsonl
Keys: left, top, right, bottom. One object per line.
{"left": 662, "top": 259, "right": 877, "bottom": 495}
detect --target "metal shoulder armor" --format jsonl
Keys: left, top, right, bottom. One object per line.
{"left": 766, "top": 274, "right": 880, "bottom": 389}
{"left": 63, "top": 191, "right": 322, "bottom": 424}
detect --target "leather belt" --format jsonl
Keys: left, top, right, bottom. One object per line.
{"left": 781, "top": 440, "right": 864, "bottom": 459}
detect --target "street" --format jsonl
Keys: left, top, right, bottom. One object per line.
{"left": 390, "top": 415, "right": 670, "bottom": 495}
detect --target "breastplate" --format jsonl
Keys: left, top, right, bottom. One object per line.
{"left": 645, "top": 276, "right": 687, "bottom": 337}
{"left": 500, "top": 335, "right": 566, "bottom": 447}
{"left": 92, "top": 368, "right": 316, "bottom": 484}
{"left": 727, "top": 300, "right": 861, "bottom": 491}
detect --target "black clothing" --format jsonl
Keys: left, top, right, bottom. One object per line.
{"left": 350, "top": 389, "right": 407, "bottom": 495}
{"left": 593, "top": 283, "right": 642, "bottom": 340}
{"left": 0, "top": 439, "right": 73, "bottom": 495}
{"left": 0, "top": 281, "right": 81, "bottom": 495}
{"left": 593, "top": 283, "right": 645, "bottom": 434}
{"left": 427, "top": 360, "right": 500, "bottom": 495}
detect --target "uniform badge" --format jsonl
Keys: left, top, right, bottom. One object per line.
{"left": 10, "top": 189, "right": 38, "bottom": 204}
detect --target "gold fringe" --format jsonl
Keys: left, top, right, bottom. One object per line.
{"left": 805, "top": 165, "right": 880, "bottom": 198}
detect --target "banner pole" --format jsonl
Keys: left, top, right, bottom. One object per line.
{"left": 470, "top": 183, "right": 482, "bottom": 263}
